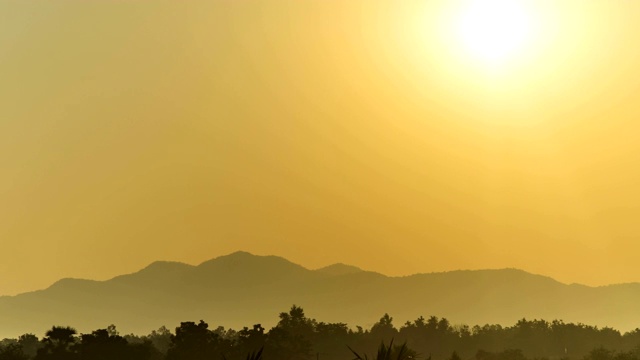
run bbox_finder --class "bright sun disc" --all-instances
[456,0,534,64]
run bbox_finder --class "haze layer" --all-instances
[2,1,640,294]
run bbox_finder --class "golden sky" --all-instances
[2,0,640,296]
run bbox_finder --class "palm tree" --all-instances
[36,326,77,358]
[223,347,263,360]
[348,339,416,360]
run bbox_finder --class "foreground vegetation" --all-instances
[2,305,640,360]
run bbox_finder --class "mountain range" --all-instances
[1,251,639,339]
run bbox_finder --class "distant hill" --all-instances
[1,251,640,338]
[315,263,365,276]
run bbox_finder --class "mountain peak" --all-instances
[106,261,195,286]
[216,251,257,260]
[315,263,364,276]
[199,251,300,265]
[196,251,310,277]
[140,260,194,272]
[46,278,100,292]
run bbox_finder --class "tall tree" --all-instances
[35,327,77,360]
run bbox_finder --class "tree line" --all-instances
[2,305,640,360]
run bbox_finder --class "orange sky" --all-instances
[2,0,640,296]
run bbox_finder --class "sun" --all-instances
[455,0,536,65]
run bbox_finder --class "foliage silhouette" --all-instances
[0,343,28,360]
[223,346,264,360]
[34,326,77,360]
[3,306,640,360]
[349,339,416,360]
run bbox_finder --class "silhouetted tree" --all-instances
[314,322,352,359]
[18,334,41,358]
[266,305,314,360]
[35,327,77,360]
[586,348,615,360]
[166,320,221,360]
[238,324,267,356]
[144,326,172,355]
[75,326,158,360]
[370,314,398,342]
[0,343,27,360]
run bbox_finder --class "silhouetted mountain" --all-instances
[1,251,640,338]
[315,263,365,276]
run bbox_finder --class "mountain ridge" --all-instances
[22,252,626,293]
[39,252,599,292]
[2,251,640,339]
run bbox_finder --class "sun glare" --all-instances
[455,0,536,65]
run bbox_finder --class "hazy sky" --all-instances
[2,0,640,296]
